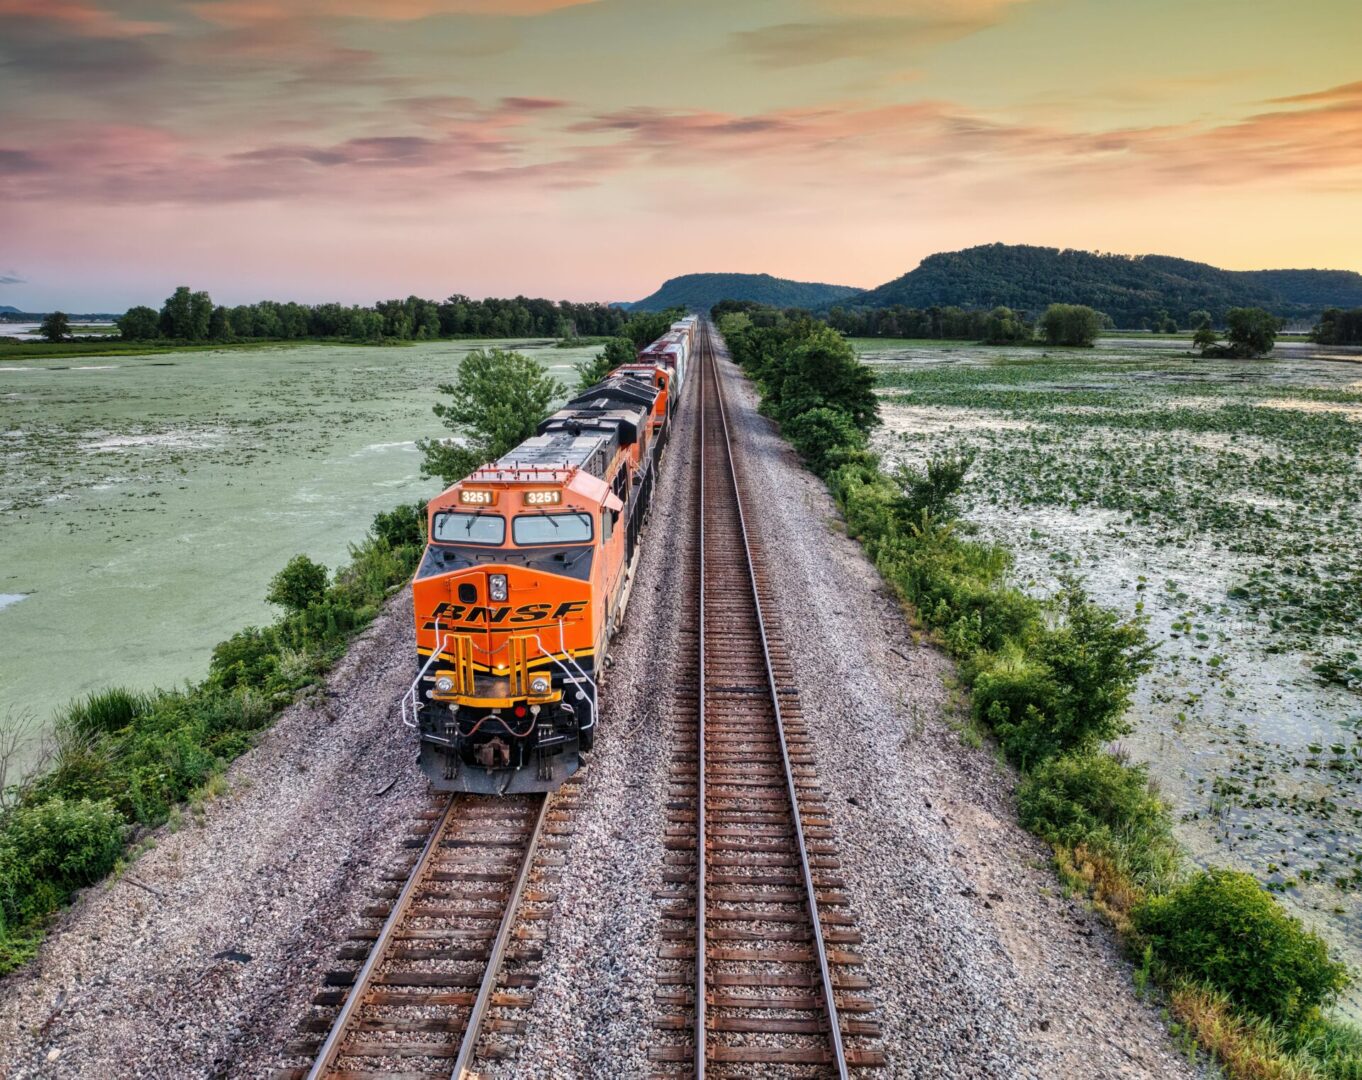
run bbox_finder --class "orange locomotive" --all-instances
[405,327,692,793]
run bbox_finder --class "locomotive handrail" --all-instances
[401,620,452,729]
[521,619,597,732]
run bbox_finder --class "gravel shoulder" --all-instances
[0,596,439,1079]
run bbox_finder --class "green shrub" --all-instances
[0,797,124,925]
[370,501,427,550]
[1134,868,1349,1027]
[782,407,866,477]
[977,580,1154,766]
[209,626,280,691]
[1019,751,1180,887]
[266,554,329,613]
[1020,751,1166,846]
[894,452,974,520]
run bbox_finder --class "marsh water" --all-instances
[858,335,1362,1013]
[0,338,595,766]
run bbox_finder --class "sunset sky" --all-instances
[2,0,1361,310]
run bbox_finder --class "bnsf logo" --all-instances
[429,600,588,625]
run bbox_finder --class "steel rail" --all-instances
[305,796,459,1080]
[452,792,551,1079]
[694,318,709,1080]
[705,321,851,1080]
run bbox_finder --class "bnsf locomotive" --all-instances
[403,316,698,793]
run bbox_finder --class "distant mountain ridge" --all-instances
[624,272,863,313]
[850,244,1362,327]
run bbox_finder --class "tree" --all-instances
[208,305,233,340]
[188,290,213,341]
[1312,307,1362,346]
[266,554,329,613]
[782,407,867,477]
[768,326,880,432]
[347,309,383,341]
[159,286,194,339]
[574,337,635,387]
[419,348,564,484]
[39,311,70,342]
[117,306,160,340]
[1039,304,1101,347]
[1192,325,1219,354]
[1224,307,1279,358]
[623,308,684,348]
[1188,309,1212,331]
[982,306,1029,344]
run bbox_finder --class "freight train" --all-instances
[403,316,699,793]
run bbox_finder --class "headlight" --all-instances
[530,675,550,694]
[488,574,508,602]
[434,674,454,693]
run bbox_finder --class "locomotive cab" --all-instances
[408,421,640,794]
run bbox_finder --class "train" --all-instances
[403,315,699,794]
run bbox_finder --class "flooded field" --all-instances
[0,339,593,762]
[858,336,1362,1007]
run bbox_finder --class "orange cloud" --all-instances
[0,0,164,36]
[1268,80,1362,106]
[188,0,598,25]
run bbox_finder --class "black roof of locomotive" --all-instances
[563,374,660,412]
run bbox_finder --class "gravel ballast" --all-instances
[0,598,442,1078]
[1,338,1196,1078]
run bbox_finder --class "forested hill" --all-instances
[625,273,862,312]
[850,244,1362,327]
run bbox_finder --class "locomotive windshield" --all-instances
[432,511,505,545]
[513,511,593,546]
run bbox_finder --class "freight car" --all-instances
[403,331,690,793]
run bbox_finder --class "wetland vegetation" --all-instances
[719,305,1362,1079]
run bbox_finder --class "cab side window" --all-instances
[602,508,613,542]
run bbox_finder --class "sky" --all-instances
[2,0,1361,310]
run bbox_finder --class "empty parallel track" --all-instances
[652,322,884,1076]
[278,786,573,1079]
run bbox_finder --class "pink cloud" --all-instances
[188,0,598,26]
[0,0,164,36]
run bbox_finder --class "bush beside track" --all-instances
[0,503,428,974]
[716,307,1362,1080]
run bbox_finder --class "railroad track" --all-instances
[278,786,574,1079]
[652,323,884,1076]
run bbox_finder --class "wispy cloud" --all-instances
[0,0,165,37]
[0,270,26,286]
[733,0,1034,66]
[187,0,599,26]
[1267,80,1362,106]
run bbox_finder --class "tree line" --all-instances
[112,287,651,344]
[1311,307,1362,346]
[715,299,1281,355]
